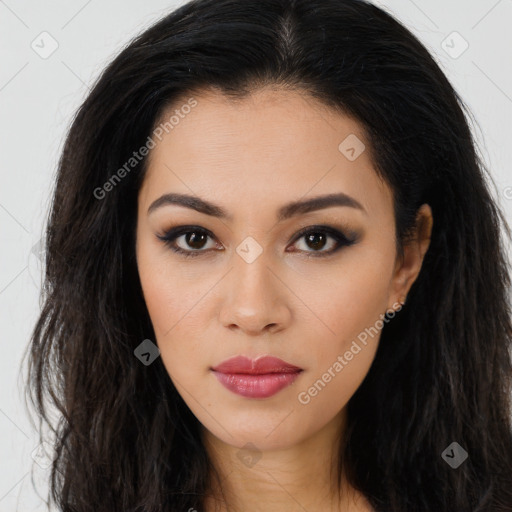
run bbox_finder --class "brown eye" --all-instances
[157,226,219,258]
[302,232,331,251]
[288,225,358,258]
[158,224,358,259]
[182,231,210,250]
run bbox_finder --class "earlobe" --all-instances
[388,204,433,310]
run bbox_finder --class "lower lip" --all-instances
[212,371,302,398]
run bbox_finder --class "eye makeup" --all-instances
[156,223,360,259]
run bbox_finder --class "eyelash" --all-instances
[156,224,358,259]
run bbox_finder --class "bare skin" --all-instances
[135,86,433,512]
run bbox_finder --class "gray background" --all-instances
[1,0,511,510]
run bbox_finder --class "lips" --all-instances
[211,355,303,398]
[211,355,302,375]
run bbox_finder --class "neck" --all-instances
[200,409,372,512]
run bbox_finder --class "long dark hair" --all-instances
[23,0,512,510]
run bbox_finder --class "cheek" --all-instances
[136,229,203,336]
[292,272,389,419]
[136,241,219,387]
[295,247,394,355]
[138,266,205,367]
[293,249,394,408]
[138,273,210,398]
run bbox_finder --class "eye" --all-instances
[156,225,218,258]
[287,225,358,258]
[157,224,358,259]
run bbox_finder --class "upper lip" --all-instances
[211,355,302,375]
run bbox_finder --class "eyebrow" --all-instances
[147,192,366,221]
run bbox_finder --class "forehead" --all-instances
[139,86,392,221]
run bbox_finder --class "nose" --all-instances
[218,252,292,336]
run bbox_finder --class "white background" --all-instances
[1,0,511,510]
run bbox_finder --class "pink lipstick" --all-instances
[211,355,303,399]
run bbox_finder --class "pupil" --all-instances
[187,232,207,249]
[307,233,326,251]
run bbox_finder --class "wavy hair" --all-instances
[23,0,512,510]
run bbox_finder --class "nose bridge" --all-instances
[231,240,276,304]
[219,239,287,332]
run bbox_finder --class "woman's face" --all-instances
[136,87,427,451]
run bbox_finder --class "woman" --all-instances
[24,0,512,510]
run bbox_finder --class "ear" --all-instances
[388,204,433,310]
